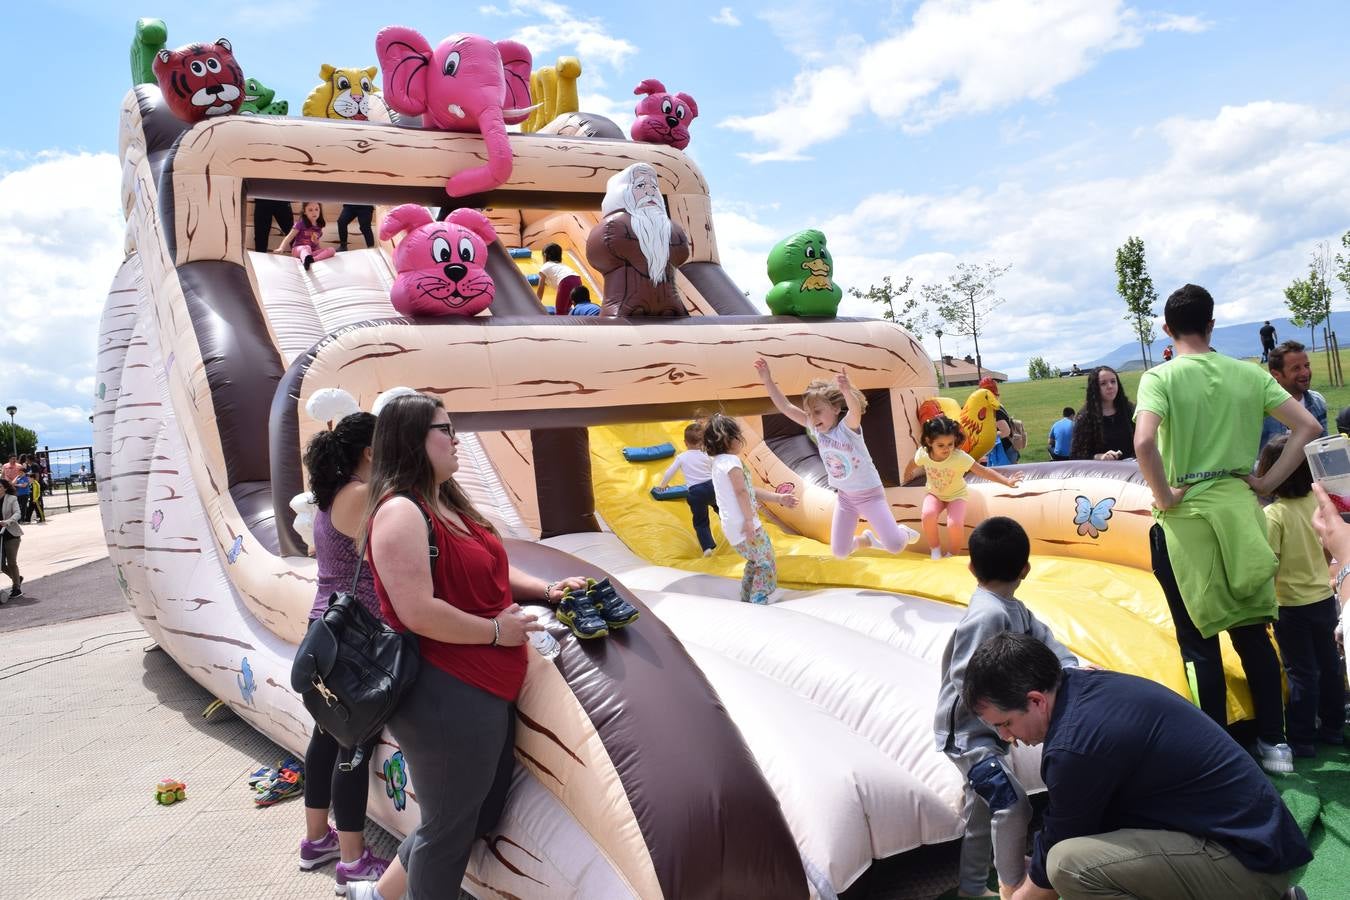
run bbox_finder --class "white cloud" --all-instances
[0,152,123,449]
[711,7,742,27]
[724,0,1156,162]
[711,100,1350,374]
[1148,12,1213,33]
[500,0,637,70]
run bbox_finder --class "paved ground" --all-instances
[0,509,963,900]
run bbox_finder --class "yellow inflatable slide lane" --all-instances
[589,420,1256,722]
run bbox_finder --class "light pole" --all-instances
[5,406,15,459]
[934,329,948,389]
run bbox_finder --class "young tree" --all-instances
[848,275,928,335]
[1027,356,1055,380]
[1115,236,1158,371]
[1284,271,1328,358]
[919,262,1010,382]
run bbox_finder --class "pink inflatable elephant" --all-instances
[630,79,698,150]
[379,204,498,317]
[375,26,534,197]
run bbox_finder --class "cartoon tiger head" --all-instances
[302,65,379,121]
[152,38,245,123]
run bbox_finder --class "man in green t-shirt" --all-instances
[1134,284,1321,775]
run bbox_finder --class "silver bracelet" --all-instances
[1334,565,1350,602]
[545,580,558,601]
[490,617,500,647]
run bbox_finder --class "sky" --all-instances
[6,0,1350,449]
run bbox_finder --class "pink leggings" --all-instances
[921,494,968,554]
[832,486,910,557]
[293,245,335,264]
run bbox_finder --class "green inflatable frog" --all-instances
[240,79,290,116]
[765,229,843,317]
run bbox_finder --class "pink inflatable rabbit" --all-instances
[379,204,498,317]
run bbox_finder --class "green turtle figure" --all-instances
[240,79,289,116]
[765,229,843,317]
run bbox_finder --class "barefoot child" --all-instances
[702,414,798,604]
[904,416,1023,559]
[755,358,919,557]
[655,422,719,556]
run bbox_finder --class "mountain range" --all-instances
[1085,312,1350,371]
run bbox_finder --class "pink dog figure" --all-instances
[379,204,498,317]
[630,79,698,150]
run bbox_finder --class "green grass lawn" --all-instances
[946,350,1350,463]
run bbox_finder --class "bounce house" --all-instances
[97,27,1259,899]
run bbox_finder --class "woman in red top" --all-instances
[353,393,586,900]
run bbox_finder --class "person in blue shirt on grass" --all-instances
[1047,407,1074,461]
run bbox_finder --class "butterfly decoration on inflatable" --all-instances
[1073,495,1115,539]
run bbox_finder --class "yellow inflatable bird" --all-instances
[917,389,1002,460]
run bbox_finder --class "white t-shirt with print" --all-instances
[710,453,761,546]
[808,421,882,494]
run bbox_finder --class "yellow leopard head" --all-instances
[302,65,379,120]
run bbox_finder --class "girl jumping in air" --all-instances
[904,416,1023,559]
[276,201,336,270]
[755,358,920,557]
[702,414,798,604]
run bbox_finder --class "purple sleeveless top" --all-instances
[309,507,379,621]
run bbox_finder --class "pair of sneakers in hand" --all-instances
[554,578,640,640]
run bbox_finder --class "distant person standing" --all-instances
[1162,344,1174,362]
[1260,320,1278,364]
[1048,408,1074,461]
[0,456,21,483]
[0,479,22,602]
[1259,341,1327,450]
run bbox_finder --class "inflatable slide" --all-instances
[97,80,1254,899]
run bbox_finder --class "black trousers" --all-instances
[253,199,294,253]
[1149,524,1286,745]
[1273,597,1345,746]
[686,480,719,552]
[337,205,375,250]
[303,728,379,833]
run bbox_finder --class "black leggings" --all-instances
[253,199,294,254]
[303,728,378,833]
[337,205,375,250]
[1149,524,1286,745]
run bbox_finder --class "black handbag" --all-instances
[290,498,435,770]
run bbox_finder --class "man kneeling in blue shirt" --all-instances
[963,632,1312,900]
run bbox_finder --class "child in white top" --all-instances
[656,422,718,556]
[903,416,1023,559]
[535,243,580,306]
[702,414,798,604]
[755,358,920,558]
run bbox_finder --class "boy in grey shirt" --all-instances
[934,517,1079,898]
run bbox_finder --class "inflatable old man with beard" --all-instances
[585,163,691,316]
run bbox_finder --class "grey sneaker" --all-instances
[345,881,380,900]
[1283,887,1308,900]
[1257,739,1295,774]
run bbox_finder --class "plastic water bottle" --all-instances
[529,625,561,661]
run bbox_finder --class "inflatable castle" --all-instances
[97,22,1258,899]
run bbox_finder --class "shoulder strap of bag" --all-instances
[349,493,438,595]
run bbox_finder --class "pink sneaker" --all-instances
[299,826,341,870]
[335,848,390,895]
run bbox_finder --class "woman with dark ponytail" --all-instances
[296,411,391,892]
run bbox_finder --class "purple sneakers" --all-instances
[299,827,341,871]
[335,848,390,895]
